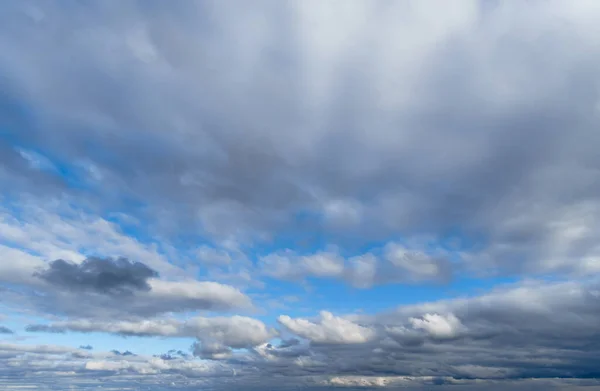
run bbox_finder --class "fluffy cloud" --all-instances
[278,311,376,344]
[409,313,465,340]
[259,243,452,288]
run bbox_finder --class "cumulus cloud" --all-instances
[278,311,376,345]
[409,313,465,340]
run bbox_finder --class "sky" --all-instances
[2,0,600,390]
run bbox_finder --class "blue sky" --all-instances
[2,1,600,390]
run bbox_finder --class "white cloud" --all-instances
[145,279,253,313]
[409,313,464,340]
[259,243,451,287]
[0,198,179,276]
[278,311,376,344]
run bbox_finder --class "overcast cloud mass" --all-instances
[2,1,600,390]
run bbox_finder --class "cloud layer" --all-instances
[2,0,600,390]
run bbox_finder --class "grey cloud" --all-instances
[156,350,190,361]
[6,315,600,390]
[25,324,66,333]
[278,338,300,349]
[0,0,599,278]
[21,278,252,319]
[3,0,600,389]
[2,251,253,319]
[111,349,136,356]
[17,277,600,382]
[35,257,158,295]
[265,280,600,381]
[0,326,13,334]
[79,345,93,350]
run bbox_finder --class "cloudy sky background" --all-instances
[2,0,600,390]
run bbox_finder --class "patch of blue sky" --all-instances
[8,143,99,192]
[278,274,521,317]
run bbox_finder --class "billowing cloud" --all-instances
[278,311,376,345]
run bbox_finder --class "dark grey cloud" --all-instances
[0,326,13,334]
[111,349,136,356]
[35,257,158,295]
[156,349,190,361]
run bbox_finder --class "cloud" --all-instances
[0,0,598,280]
[111,349,136,356]
[278,311,376,345]
[8,277,600,388]
[259,242,453,288]
[0,326,13,334]
[187,316,277,359]
[79,345,93,350]
[25,315,276,360]
[2,0,600,389]
[156,349,189,361]
[409,313,465,340]
[24,324,65,334]
[0,243,252,319]
[35,257,158,295]
[249,280,600,381]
